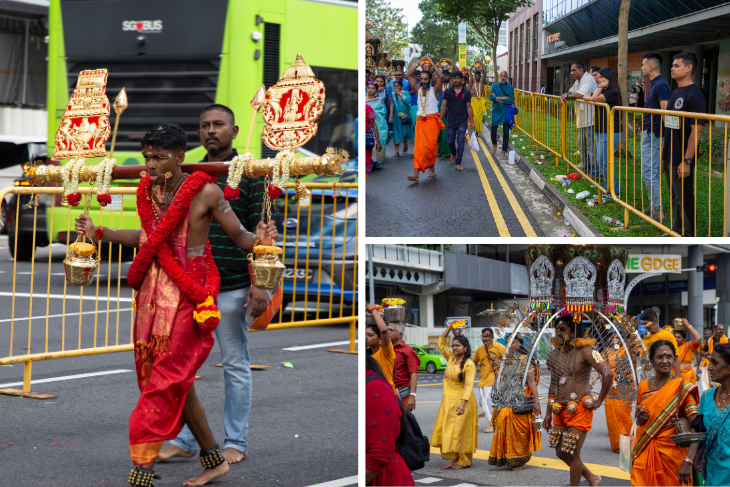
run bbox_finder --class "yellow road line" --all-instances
[468,134,510,236]
[477,136,538,237]
[429,447,629,480]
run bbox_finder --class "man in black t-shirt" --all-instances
[440,61,474,171]
[661,51,706,237]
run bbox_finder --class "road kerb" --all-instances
[490,132,603,237]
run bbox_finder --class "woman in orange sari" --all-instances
[488,334,542,471]
[603,344,634,453]
[631,340,699,487]
[674,318,702,384]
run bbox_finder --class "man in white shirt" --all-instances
[561,61,597,179]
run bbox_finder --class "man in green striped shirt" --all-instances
[159,104,270,465]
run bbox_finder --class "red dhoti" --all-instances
[414,113,445,172]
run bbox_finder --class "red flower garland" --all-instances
[127,171,221,329]
[67,193,82,206]
[97,193,112,206]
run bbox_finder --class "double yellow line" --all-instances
[467,134,537,237]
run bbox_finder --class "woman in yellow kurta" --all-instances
[674,318,702,384]
[631,340,700,487]
[431,324,479,469]
[488,334,542,470]
[469,71,486,135]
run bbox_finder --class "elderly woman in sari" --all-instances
[697,343,730,486]
[488,334,542,471]
[631,340,700,486]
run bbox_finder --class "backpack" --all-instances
[366,374,430,471]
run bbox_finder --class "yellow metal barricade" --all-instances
[609,107,730,237]
[0,181,357,395]
[513,89,534,139]
[484,85,492,118]
[559,98,613,201]
[531,92,563,163]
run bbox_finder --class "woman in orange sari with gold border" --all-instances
[631,340,699,487]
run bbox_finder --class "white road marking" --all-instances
[0,292,133,302]
[415,478,444,484]
[282,340,358,351]
[303,476,358,487]
[0,308,132,323]
[0,369,133,389]
[451,484,478,487]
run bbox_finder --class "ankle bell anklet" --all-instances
[128,466,160,487]
[200,443,226,469]
[560,431,579,455]
[548,429,562,448]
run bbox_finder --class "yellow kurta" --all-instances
[372,342,396,393]
[473,342,506,388]
[471,85,486,133]
[431,336,479,466]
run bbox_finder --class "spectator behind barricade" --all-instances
[540,84,546,94]
[387,322,420,412]
[489,70,515,160]
[662,51,707,237]
[562,61,598,178]
[366,303,396,392]
[637,84,645,108]
[583,66,621,198]
[640,51,670,223]
[590,66,602,85]
[629,87,638,107]
[366,355,416,486]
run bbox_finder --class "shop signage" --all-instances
[626,254,682,273]
[554,40,565,47]
[458,44,467,68]
[547,33,561,43]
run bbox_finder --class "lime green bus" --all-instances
[42,0,356,247]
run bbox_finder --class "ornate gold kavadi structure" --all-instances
[24,54,349,290]
[489,245,654,435]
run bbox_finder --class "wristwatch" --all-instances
[684,157,694,166]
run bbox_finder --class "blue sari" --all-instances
[699,389,730,486]
[366,97,388,165]
[390,92,412,145]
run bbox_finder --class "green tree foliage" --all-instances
[411,0,492,69]
[366,0,409,58]
[433,0,530,77]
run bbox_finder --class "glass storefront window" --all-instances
[543,0,593,26]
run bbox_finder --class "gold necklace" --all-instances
[652,374,670,391]
[716,386,730,409]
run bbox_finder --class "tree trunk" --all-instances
[493,43,498,82]
[616,0,631,156]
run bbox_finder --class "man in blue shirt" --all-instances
[640,51,671,222]
[387,70,410,93]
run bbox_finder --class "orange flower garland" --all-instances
[127,171,221,330]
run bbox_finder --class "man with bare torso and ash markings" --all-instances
[544,315,614,487]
